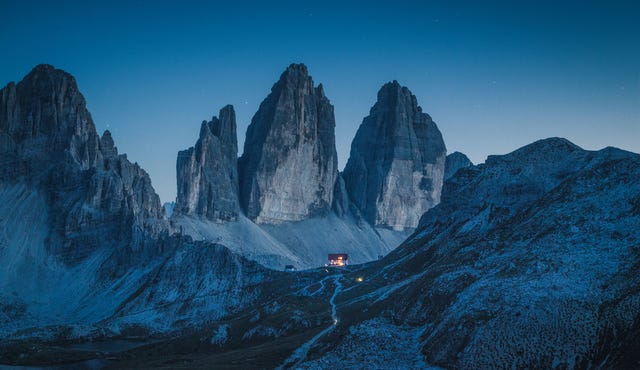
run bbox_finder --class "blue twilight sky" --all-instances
[1,0,638,203]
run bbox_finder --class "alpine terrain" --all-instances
[0,65,638,369]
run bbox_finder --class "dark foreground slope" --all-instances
[323,139,640,369]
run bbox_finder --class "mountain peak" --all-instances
[22,64,78,89]
[378,80,403,95]
[273,63,312,92]
[375,80,422,115]
[489,137,583,166]
[219,104,235,116]
[29,63,57,75]
[381,79,401,90]
[100,130,118,158]
[239,64,337,224]
[343,81,446,230]
[525,137,582,151]
[508,137,584,157]
[0,63,94,169]
[175,104,239,221]
[445,152,473,180]
[211,104,237,144]
[282,63,309,76]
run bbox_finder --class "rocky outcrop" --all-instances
[218,138,637,370]
[331,173,351,218]
[444,151,473,180]
[238,64,338,224]
[0,64,167,263]
[343,81,446,230]
[419,137,588,232]
[175,105,239,222]
[163,202,176,218]
[351,138,640,369]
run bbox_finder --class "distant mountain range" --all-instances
[0,64,638,369]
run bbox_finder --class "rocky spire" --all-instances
[175,104,240,222]
[444,151,473,180]
[100,130,118,158]
[342,81,446,230]
[238,63,338,224]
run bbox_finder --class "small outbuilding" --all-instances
[328,253,348,267]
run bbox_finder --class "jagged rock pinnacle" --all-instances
[238,63,338,224]
[176,105,240,222]
[343,81,446,230]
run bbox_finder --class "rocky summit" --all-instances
[343,81,446,230]
[444,150,473,180]
[176,105,239,222]
[0,64,100,175]
[238,63,338,224]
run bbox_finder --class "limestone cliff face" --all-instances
[444,151,473,180]
[342,81,446,230]
[175,105,239,222]
[238,64,338,224]
[0,65,167,263]
[0,64,101,177]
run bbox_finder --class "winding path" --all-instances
[277,274,343,369]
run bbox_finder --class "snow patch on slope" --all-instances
[0,183,266,338]
[0,183,137,336]
[173,213,410,270]
[261,213,409,268]
[172,214,302,268]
